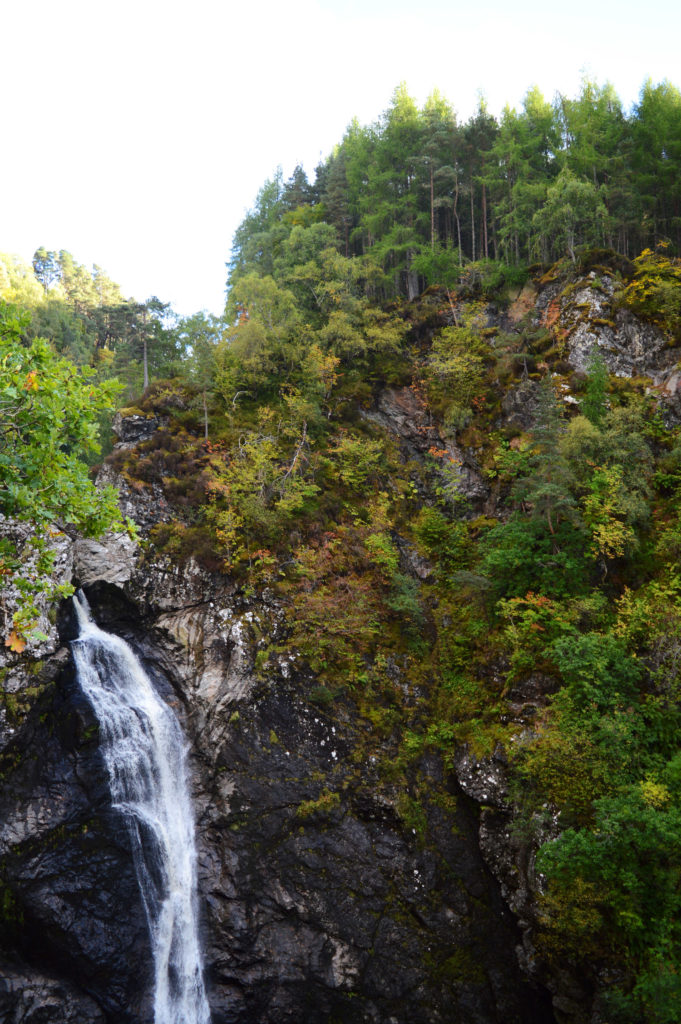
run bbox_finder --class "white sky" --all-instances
[2,0,679,317]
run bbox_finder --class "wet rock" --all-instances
[0,959,107,1024]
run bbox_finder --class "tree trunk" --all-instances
[430,164,435,250]
[482,182,488,259]
[453,177,462,265]
[143,336,149,391]
[406,250,419,300]
[470,179,476,262]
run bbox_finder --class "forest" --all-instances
[3,74,681,1022]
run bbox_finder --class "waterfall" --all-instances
[71,592,211,1024]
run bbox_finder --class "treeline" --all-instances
[230,77,681,302]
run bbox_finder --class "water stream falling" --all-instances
[71,592,211,1024]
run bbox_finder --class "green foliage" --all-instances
[413,506,469,577]
[0,302,128,641]
[581,348,608,427]
[533,168,608,263]
[204,417,320,572]
[482,514,589,599]
[424,313,489,431]
[619,247,681,341]
[497,592,574,680]
[550,631,643,712]
[0,306,122,533]
[538,783,681,1022]
[286,533,383,682]
[227,77,681,315]
[328,433,385,492]
[410,244,461,289]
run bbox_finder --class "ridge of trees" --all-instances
[229,76,681,305]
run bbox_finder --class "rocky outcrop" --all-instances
[500,376,541,432]
[95,463,172,536]
[73,533,138,587]
[535,271,681,396]
[0,517,73,667]
[111,411,166,447]
[560,273,676,382]
[364,386,489,507]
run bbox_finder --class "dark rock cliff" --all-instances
[0,537,553,1023]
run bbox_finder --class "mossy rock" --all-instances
[575,247,634,278]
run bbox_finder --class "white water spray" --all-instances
[71,592,211,1024]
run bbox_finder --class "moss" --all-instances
[117,405,149,418]
[0,683,46,724]
[309,685,336,706]
[0,880,23,930]
[525,329,555,354]
[575,247,634,279]
[396,793,428,836]
[426,945,485,986]
[296,789,341,819]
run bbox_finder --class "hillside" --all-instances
[2,77,681,1024]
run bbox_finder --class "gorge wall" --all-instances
[0,531,553,1023]
[2,259,679,1024]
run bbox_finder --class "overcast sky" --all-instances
[2,0,679,317]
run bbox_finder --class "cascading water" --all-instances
[71,592,211,1024]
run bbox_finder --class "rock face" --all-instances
[364,387,489,508]
[534,270,681,393]
[0,517,73,666]
[0,532,553,1024]
[0,959,107,1023]
[559,273,676,382]
[111,411,166,446]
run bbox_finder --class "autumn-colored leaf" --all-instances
[24,370,39,391]
[5,630,26,653]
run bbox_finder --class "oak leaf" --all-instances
[5,630,26,653]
